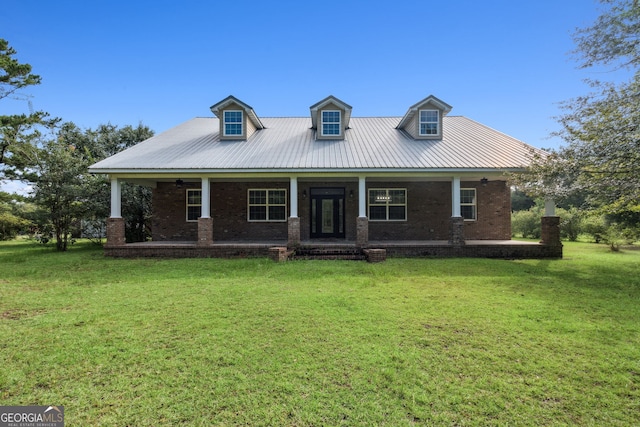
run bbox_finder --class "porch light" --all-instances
[175,179,184,188]
[349,190,354,198]
[480,177,488,186]
[302,190,307,199]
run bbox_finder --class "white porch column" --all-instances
[201,177,211,218]
[290,176,298,217]
[358,176,366,217]
[110,178,122,218]
[451,176,461,217]
[544,197,556,217]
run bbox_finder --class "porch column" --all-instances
[356,176,368,247]
[197,177,213,246]
[450,176,465,246]
[540,197,561,247]
[106,178,125,247]
[110,178,122,218]
[288,177,300,247]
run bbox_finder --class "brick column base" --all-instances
[449,216,465,247]
[197,217,214,246]
[540,216,561,246]
[356,217,369,248]
[105,217,126,247]
[288,217,300,247]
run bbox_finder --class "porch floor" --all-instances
[105,238,560,259]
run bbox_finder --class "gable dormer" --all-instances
[210,95,265,141]
[309,95,352,140]
[396,95,452,140]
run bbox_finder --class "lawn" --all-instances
[1,240,639,426]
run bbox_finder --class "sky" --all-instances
[0,0,630,193]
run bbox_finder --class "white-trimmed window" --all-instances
[248,189,287,222]
[321,110,341,136]
[460,188,477,221]
[224,110,243,136]
[368,188,407,221]
[186,189,202,222]
[419,110,439,136]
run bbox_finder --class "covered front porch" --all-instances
[104,174,563,260]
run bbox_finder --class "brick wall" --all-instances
[152,179,512,243]
[152,183,198,241]
[463,180,511,240]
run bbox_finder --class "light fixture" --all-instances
[480,177,488,186]
[302,190,307,199]
[175,179,184,188]
[349,190,354,198]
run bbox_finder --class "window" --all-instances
[460,188,477,221]
[248,189,287,221]
[224,110,243,136]
[321,110,341,136]
[186,189,202,222]
[419,110,439,136]
[368,189,406,221]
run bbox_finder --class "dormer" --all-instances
[309,95,352,140]
[396,95,452,140]
[210,95,265,140]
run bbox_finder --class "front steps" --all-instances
[268,246,386,262]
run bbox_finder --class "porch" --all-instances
[102,238,562,260]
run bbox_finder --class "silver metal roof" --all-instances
[89,116,544,174]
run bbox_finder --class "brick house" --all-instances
[89,95,562,259]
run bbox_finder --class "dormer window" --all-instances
[419,110,439,136]
[396,95,451,140]
[321,111,341,136]
[224,110,243,136]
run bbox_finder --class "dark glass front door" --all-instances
[310,188,345,238]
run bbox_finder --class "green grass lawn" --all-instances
[1,240,639,426]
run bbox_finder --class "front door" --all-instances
[310,188,345,238]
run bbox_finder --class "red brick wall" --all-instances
[152,183,198,241]
[152,179,511,242]
[462,180,511,240]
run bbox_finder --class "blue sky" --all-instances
[0,0,629,193]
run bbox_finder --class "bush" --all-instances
[511,207,542,239]
[582,214,608,243]
[558,207,582,242]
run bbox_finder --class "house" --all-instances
[88,95,562,260]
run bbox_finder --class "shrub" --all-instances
[511,207,542,239]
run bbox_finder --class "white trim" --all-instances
[186,189,202,222]
[223,110,243,136]
[247,188,288,222]
[321,110,341,136]
[419,109,440,136]
[290,177,298,218]
[358,176,366,218]
[451,176,461,217]
[367,188,407,222]
[460,188,477,221]
[201,178,210,218]
[110,178,122,218]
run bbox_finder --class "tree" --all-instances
[518,0,640,223]
[32,137,92,251]
[56,122,155,243]
[0,38,57,178]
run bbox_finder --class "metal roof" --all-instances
[89,116,545,174]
